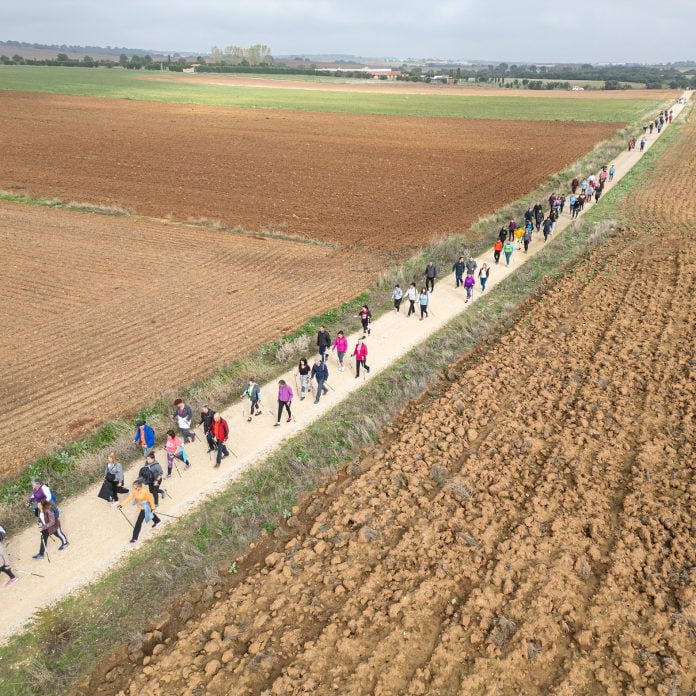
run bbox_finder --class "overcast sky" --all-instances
[1,0,693,63]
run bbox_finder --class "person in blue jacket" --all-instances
[133,419,155,459]
[310,358,330,404]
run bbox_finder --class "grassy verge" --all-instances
[0,66,669,122]
[0,190,132,215]
[0,97,676,535]
[0,111,685,696]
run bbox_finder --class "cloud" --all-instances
[0,0,693,62]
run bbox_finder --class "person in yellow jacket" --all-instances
[118,479,161,544]
[513,226,524,250]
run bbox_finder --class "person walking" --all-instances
[316,325,331,362]
[423,262,438,292]
[503,240,514,266]
[139,452,163,507]
[514,225,524,250]
[310,358,329,404]
[464,274,475,303]
[543,217,553,242]
[534,207,544,232]
[452,256,465,288]
[28,478,55,518]
[296,358,312,400]
[392,284,403,313]
[172,399,196,444]
[465,255,477,277]
[0,527,18,587]
[478,264,490,292]
[199,405,216,452]
[571,177,579,194]
[493,238,503,264]
[275,380,294,426]
[164,430,190,476]
[419,287,430,319]
[523,227,532,253]
[210,413,229,466]
[34,500,68,559]
[358,305,372,335]
[118,480,160,544]
[407,282,417,317]
[352,337,370,378]
[241,379,261,420]
[497,226,508,244]
[104,452,125,505]
[133,419,155,460]
[609,164,616,181]
[640,135,647,152]
[507,219,516,242]
[331,331,348,371]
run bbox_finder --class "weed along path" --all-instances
[0,95,688,643]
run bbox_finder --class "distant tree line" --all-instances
[2,49,694,89]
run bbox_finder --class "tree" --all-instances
[0,55,11,65]
[82,55,94,66]
[119,53,128,67]
[12,54,24,64]
[56,53,69,63]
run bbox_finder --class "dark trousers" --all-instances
[507,229,515,241]
[356,359,370,377]
[215,440,229,465]
[361,318,370,334]
[0,565,15,579]
[39,527,67,554]
[178,427,194,443]
[132,509,160,541]
[407,300,416,316]
[148,483,160,507]
[250,398,261,415]
[420,304,428,318]
[494,250,501,264]
[455,274,463,287]
[277,400,292,422]
[393,298,402,312]
[425,277,435,292]
[314,379,329,403]
[319,346,328,361]
[205,430,215,451]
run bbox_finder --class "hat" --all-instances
[135,419,146,427]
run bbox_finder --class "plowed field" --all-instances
[0,91,618,250]
[92,115,695,694]
[0,202,377,481]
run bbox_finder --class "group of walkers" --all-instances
[2,101,681,585]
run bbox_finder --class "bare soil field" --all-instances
[0,91,617,251]
[89,114,695,694]
[149,74,677,100]
[0,202,377,482]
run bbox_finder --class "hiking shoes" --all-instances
[32,554,44,560]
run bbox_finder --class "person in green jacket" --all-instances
[503,240,514,266]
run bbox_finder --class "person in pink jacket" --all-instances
[352,337,370,379]
[275,380,294,426]
[331,330,348,372]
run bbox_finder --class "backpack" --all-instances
[139,465,155,485]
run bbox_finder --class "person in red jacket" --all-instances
[210,413,229,468]
[352,337,370,379]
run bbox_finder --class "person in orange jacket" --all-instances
[118,479,161,544]
[493,238,503,264]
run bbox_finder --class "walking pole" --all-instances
[229,448,239,459]
[118,506,135,530]
[156,512,180,520]
[160,488,174,501]
[15,569,46,578]
[39,533,50,563]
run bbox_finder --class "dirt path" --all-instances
[0,95,688,646]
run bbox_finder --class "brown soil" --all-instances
[147,74,678,100]
[85,113,695,694]
[0,91,616,251]
[0,202,377,482]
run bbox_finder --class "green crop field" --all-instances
[0,66,668,122]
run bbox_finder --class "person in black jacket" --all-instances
[310,358,330,404]
[452,256,465,288]
[317,325,331,362]
[423,261,438,292]
[199,405,216,452]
